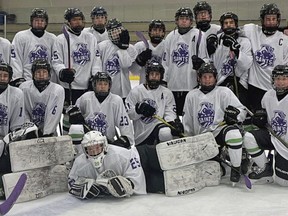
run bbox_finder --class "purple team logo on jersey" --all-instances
[198,102,215,128]
[29,45,48,64]
[72,43,91,66]
[140,98,157,124]
[254,44,275,68]
[220,56,237,76]
[86,112,108,135]
[271,111,287,137]
[172,43,189,67]
[105,54,120,76]
[0,103,8,126]
[32,102,46,126]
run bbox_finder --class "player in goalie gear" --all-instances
[68,131,146,199]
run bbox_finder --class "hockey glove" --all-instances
[107,176,134,198]
[59,68,75,84]
[69,178,101,199]
[206,34,218,56]
[111,136,131,149]
[168,119,184,137]
[135,102,156,117]
[9,78,26,87]
[192,55,205,70]
[222,35,240,58]
[135,49,152,66]
[251,109,268,128]
[67,106,85,125]
[116,29,130,50]
[224,105,240,125]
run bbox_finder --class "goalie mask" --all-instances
[148,20,165,45]
[106,18,125,45]
[92,72,112,99]
[260,3,281,35]
[272,65,288,96]
[175,7,193,35]
[81,131,108,169]
[32,59,51,91]
[219,12,239,36]
[145,60,165,89]
[193,1,212,32]
[0,63,13,90]
[64,8,85,34]
[90,6,108,32]
[30,8,48,34]
[198,62,217,94]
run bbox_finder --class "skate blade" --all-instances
[249,176,274,184]
[231,182,237,187]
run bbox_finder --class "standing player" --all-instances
[10,8,57,84]
[162,7,209,116]
[243,65,288,186]
[0,36,11,64]
[241,3,288,112]
[83,6,109,43]
[19,59,65,137]
[183,62,246,185]
[68,131,146,199]
[130,20,166,84]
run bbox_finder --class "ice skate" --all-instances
[248,162,274,184]
[230,166,241,187]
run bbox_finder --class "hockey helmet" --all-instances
[193,1,212,31]
[0,63,13,90]
[92,72,112,97]
[272,65,288,95]
[30,8,48,24]
[260,3,281,35]
[106,18,124,44]
[31,59,51,90]
[175,7,193,20]
[219,12,239,35]
[64,8,85,22]
[198,62,217,93]
[90,6,107,18]
[148,19,165,44]
[145,60,165,89]
[81,131,108,169]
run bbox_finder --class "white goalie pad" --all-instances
[156,132,219,170]
[9,135,74,172]
[2,165,69,203]
[164,161,221,197]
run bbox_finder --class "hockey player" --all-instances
[241,3,288,112]
[10,8,57,84]
[0,36,11,64]
[211,12,252,107]
[162,7,209,116]
[83,6,109,43]
[68,131,146,199]
[67,72,134,149]
[96,18,136,100]
[182,62,247,185]
[19,59,65,137]
[130,19,166,84]
[243,65,288,186]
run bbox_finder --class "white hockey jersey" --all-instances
[242,24,288,91]
[162,28,209,91]
[130,40,165,84]
[75,91,134,145]
[125,84,176,145]
[52,31,102,90]
[198,23,221,36]
[183,86,246,137]
[0,37,11,64]
[83,27,109,43]
[69,145,147,195]
[0,86,24,138]
[97,40,137,98]
[211,33,253,89]
[10,29,57,81]
[262,89,288,160]
[19,80,65,135]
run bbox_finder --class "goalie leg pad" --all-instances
[164,161,221,196]
[156,132,219,170]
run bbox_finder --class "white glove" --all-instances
[106,176,134,198]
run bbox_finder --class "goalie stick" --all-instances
[0,173,27,215]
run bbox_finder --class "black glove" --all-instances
[252,109,268,128]
[111,136,130,149]
[9,78,26,87]
[192,55,205,70]
[168,119,184,137]
[135,49,152,66]
[116,29,130,50]
[222,35,240,58]
[135,102,156,117]
[67,106,85,124]
[59,68,75,84]
[224,105,240,125]
[206,34,218,56]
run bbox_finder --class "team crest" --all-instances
[72,43,91,66]
[86,112,108,135]
[198,102,215,128]
[0,103,8,126]
[254,44,275,68]
[220,56,237,76]
[271,111,287,137]
[32,102,46,126]
[105,54,121,76]
[172,43,189,67]
[140,98,157,124]
[29,45,48,63]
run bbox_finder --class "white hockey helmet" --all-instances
[81,131,108,168]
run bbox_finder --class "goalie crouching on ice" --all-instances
[68,131,146,199]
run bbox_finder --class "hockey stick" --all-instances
[230,51,240,98]
[153,114,185,137]
[135,31,149,49]
[0,173,27,215]
[196,29,202,57]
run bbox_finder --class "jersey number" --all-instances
[120,116,129,126]
[130,157,141,169]
[52,106,57,115]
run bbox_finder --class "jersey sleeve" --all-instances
[9,88,25,131]
[10,34,24,79]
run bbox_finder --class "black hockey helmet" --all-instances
[64,8,85,22]
[193,1,212,17]
[0,63,13,90]
[175,7,193,20]
[90,6,108,18]
[219,12,239,35]
[106,18,124,44]
[30,8,48,24]
[260,3,281,35]
[198,62,217,93]
[92,72,112,97]
[145,60,165,89]
[106,18,122,30]
[31,59,51,90]
[148,20,166,44]
[272,65,288,95]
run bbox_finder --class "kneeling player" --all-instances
[68,131,146,199]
